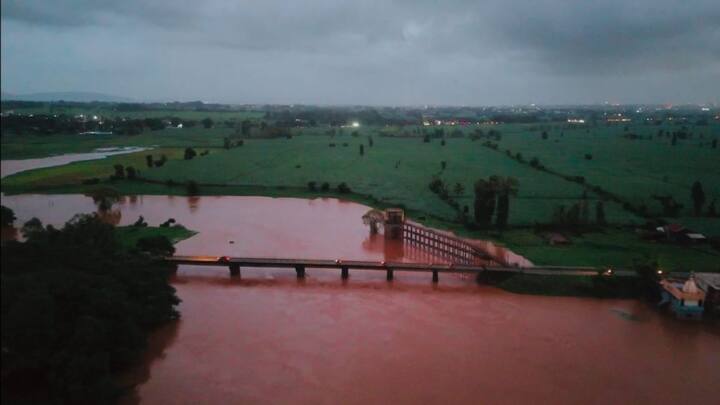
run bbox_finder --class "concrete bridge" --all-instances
[165,255,637,282]
[165,208,647,282]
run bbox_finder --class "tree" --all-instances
[201,117,213,129]
[337,182,351,193]
[241,120,252,136]
[321,182,330,191]
[136,235,175,255]
[223,137,231,149]
[154,154,167,167]
[368,136,374,147]
[184,147,197,160]
[87,187,120,212]
[307,181,317,191]
[1,214,179,402]
[596,201,607,225]
[113,164,125,179]
[21,217,45,238]
[132,215,148,227]
[712,139,717,149]
[691,181,706,216]
[473,177,497,227]
[453,183,465,196]
[580,199,590,225]
[495,177,519,229]
[1,205,17,227]
[126,166,137,179]
[441,161,447,170]
[186,180,199,196]
[541,131,548,140]
[146,154,154,168]
[359,144,365,156]
[653,195,683,217]
[552,205,567,226]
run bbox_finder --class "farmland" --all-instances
[2,119,719,271]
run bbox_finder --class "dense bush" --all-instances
[1,205,16,227]
[184,147,197,160]
[1,215,179,403]
[186,180,200,196]
[136,235,176,255]
[337,182,351,193]
[159,218,176,227]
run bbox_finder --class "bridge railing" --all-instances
[402,222,498,266]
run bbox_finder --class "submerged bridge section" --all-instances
[166,255,636,283]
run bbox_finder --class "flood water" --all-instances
[1,194,718,404]
[1,147,149,178]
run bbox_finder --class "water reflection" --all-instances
[187,196,200,213]
[2,193,718,405]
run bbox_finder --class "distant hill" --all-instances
[0,91,134,103]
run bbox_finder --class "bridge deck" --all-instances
[166,256,638,277]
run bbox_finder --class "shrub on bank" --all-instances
[337,182,351,193]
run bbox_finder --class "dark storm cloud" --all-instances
[2,0,719,104]
[482,0,720,74]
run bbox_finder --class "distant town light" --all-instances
[567,118,585,124]
[351,121,360,128]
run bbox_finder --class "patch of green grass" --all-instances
[1,128,233,159]
[1,148,189,187]
[135,136,640,225]
[115,225,196,250]
[498,123,720,215]
[483,228,720,272]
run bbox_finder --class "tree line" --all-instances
[1,212,180,403]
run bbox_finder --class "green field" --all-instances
[1,104,265,120]
[115,224,197,250]
[0,127,233,159]
[2,122,719,271]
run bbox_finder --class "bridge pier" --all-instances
[295,265,306,279]
[432,270,439,283]
[341,266,349,279]
[386,269,394,281]
[229,263,241,277]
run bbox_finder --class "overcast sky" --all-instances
[2,0,719,105]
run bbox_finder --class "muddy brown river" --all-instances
[1,194,718,404]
